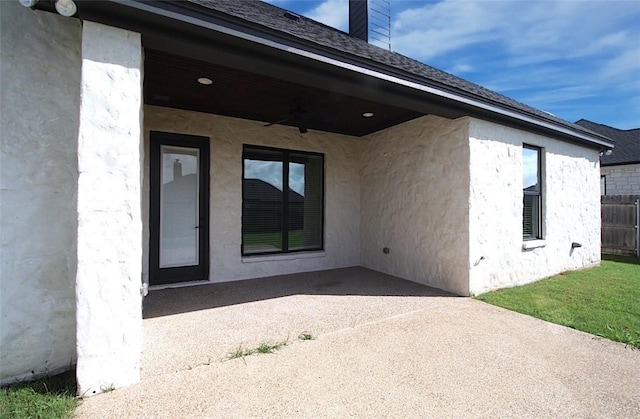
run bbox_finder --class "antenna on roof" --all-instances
[369,0,391,51]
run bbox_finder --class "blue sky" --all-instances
[264,0,640,129]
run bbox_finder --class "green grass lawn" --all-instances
[0,371,77,419]
[243,230,305,250]
[476,255,640,348]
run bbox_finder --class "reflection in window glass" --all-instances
[522,148,539,191]
[289,155,323,251]
[160,146,199,267]
[242,146,324,255]
[523,145,542,240]
[243,158,283,254]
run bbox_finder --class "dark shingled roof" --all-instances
[187,0,609,142]
[575,119,640,165]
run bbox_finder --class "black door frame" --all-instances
[149,131,210,285]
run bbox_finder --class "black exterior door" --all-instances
[150,131,209,285]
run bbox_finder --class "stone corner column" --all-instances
[75,21,144,396]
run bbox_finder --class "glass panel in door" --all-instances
[160,146,200,268]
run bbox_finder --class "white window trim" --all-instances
[522,240,547,250]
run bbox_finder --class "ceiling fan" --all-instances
[264,99,308,134]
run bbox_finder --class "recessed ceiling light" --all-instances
[362,112,374,118]
[197,77,213,85]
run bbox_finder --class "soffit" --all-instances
[144,49,425,137]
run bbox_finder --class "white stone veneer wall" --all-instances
[143,106,360,284]
[0,4,81,385]
[468,118,601,295]
[360,115,471,295]
[602,164,640,195]
[75,22,143,395]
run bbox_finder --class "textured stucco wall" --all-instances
[144,106,361,284]
[360,115,471,295]
[75,22,143,395]
[601,164,640,195]
[0,4,81,384]
[468,118,601,295]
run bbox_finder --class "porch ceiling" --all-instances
[144,49,425,137]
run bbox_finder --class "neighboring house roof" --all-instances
[575,119,640,166]
[244,179,304,203]
[184,0,612,147]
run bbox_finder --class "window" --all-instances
[242,145,324,255]
[523,145,542,240]
[600,175,606,195]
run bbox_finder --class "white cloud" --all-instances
[388,0,640,127]
[393,1,637,61]
[449,63,473,74]
[519,86,599,109]
[391,1,505,60]
[600,48,640,84]
[522,148,539,190]
[289,162,305,195]
[245,160,283,190]
[391,1,639,69]
[306,0,348,31]
[573,31,630,57]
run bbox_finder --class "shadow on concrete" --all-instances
[143,267,455,319]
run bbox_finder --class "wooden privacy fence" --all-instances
[601,195,640,256]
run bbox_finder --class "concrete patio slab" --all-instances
[75,268,640,418]
[141,268,451,379]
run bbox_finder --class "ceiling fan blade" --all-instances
[264,118,289,127]
[264,98,310,134]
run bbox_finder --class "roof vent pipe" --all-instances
[349,0,368,42]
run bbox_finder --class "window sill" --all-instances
[522,240,547,250]
[242,251,326,263]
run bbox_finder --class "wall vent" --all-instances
[284,11,301,21]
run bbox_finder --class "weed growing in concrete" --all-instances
[256,343,275,354]
[224,339,289,361]
[298,332,314,341]
[255,339,289,354]
[226,347,253,360]
[100,384,116,393]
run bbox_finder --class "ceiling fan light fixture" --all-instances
[55,0,77,16]
[19,0,39,8]
[362,112,374,118]
[197,77,213,85]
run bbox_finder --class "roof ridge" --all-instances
[577,119,639,133]
[576,118,640,165]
